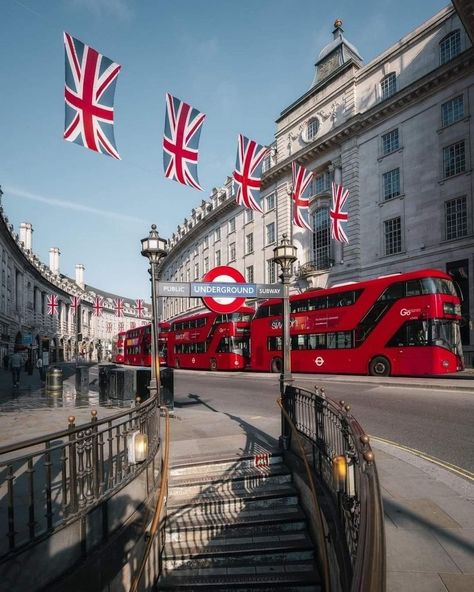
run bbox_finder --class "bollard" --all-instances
[75,366,89,395]
[45,367,63,394]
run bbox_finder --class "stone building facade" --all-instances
[0,189,150,368]
[159,5,474,364]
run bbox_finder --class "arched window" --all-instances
[440,30,461,65]
[312,208,331,269]
[307,118,319,141]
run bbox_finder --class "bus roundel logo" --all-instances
[201,266,247,314]
[315,356,325,367]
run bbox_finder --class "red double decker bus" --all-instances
[113,322,170,366]
[167,307,253,371]
[250,269,463,376]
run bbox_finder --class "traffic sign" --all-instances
[201,266,247,313]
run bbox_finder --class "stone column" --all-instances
[329,157,343,266]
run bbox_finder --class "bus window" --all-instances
[268,336,282,351]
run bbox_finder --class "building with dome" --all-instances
[158,4,474,365]
[0,187,150,368]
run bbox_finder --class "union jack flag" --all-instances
[118,322,124,331]
[163,93,206,190]
[130,322,136,329]
[92,296,103,316]
[106,322,113,333]
[291,162,313,230]
[64,32,121,159]
[114,298,124,317]
[47,294,59,316]
[70,295,81,315]
[135,299,144,318]
[330,182,350,243]
[233,134,268,213]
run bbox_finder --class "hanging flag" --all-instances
[233,134,268,213]
[64,32,121,159]
[114,298,124,317]
[92,296,103,316]
[330,182,350,243]
[106,322,113,333]
[130,321,136,329]
[135,299,144,318]
[291,162,313,230]
[163,93,206,190]
[47,294,59,316]
[118,321,124,332]
[70,295,81,315]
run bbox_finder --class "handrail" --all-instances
[277,398,331,592]
[130,405,170,592]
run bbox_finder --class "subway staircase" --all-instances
[158,453,322,591]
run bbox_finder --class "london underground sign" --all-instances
[200,266,247,313]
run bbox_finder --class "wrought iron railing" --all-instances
[0,396,160,560]
[283,385,386,592]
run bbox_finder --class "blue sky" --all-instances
[1,0,448,300]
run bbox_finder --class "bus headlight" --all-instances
[443,302,455,314]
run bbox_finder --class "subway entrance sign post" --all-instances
[156,265,283,312]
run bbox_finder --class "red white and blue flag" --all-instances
[233,134,268,213]
[118,322,124,331]
[114,298,124,317]
[106,322,113,333]
[92,296,103,316]
[70,295,81,315]
[163,93,206,190]
[291,162,313,230]
[47,294,59,316]
[135,299,144,318]
[64,32,121,159]
[330,182,350,243]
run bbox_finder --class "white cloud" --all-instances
[68,0,133,21]
[8,186,148,224]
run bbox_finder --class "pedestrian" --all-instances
[3,353,9,369]
[36,357,45,383]
[10,351,23,388]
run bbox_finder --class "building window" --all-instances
[246,233,253,255]
[245,265,254,283]
[312,208,331,269]
[215,250,221,266]
[203,235,209,249]
[383,168,401,200]
[441,95,464,127]
[262,153,271,173]
[445,196,467,240]
[381,72,396,100]
[204,257,209,274]
[266,222,275,245]
[266,193,275,211]
[214,227,221,242]
[228,242,236,262]
[440,30,461,65]
[384,217,402,255]
[443,141,465,178]
[245,209,253,224]
[309,171,330,196]
[267,259,276,283]
[194,262,199,279]
[228,217,236,233]
[307,118,319,141]
[381,129,399,155]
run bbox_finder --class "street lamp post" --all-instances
[141,224,168,406]
[272,233,298,449]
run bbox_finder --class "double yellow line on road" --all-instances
[370,435,474,483]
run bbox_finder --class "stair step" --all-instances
[170,471,292,495]
[170,454,283,480]
[170,463,289,488]
[166,507,306,531]
[167,520,307,544]
[158,570,321,591]
[169,479,295,503]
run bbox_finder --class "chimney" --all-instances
[49,247,60,275]
[19,222,33,251]
[75,264,85,289]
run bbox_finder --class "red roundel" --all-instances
[201,265,246,313]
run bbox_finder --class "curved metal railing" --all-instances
[0,396,160,560]
[283,385,386,592]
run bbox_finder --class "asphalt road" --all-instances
[173,371,474,474]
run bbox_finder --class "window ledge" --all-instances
[439,169,472,184]
[437,115,470,134]
[440,233,472,245]
[381,250,406,258]
[379,193,405,206]
[377,147,404,162]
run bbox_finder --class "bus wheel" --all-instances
[271,357,282,373]
[210,358,217,371]
[175,359,180,369]
[369,356,391,377]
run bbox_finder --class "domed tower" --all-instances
[311,19,363,87]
